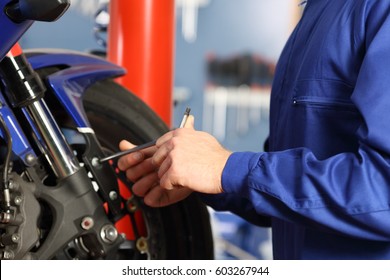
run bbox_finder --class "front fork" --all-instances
[0,44,122,258]
[1,44,79,178]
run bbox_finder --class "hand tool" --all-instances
[98,107,191,163]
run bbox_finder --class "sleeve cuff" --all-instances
[221,151,262,195]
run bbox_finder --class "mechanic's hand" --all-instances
[152,115,231,194]
[118,115,231,207]
[117,139,192,207]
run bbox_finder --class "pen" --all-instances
[98,107,191,163]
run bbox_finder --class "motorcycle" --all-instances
[0,0,213,260]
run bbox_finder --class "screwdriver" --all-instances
[98,107,191,163]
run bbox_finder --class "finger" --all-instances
[143,186,192,207]
[184,115,195,129]
[155,130,174,147]
[117,140,157,171]
[157,155,172,181]
[117,140,142,170]
[131,172,159,197]
[152,139,174,167]
[119,139,157,157]
[117,150,144,171]
[159,166,181,191]
[143,187,168,207]
[119,140,135,150]
[155,115,194,148]
[125,157,156,182]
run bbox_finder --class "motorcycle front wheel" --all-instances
[37,63,214,259]
[81,79,214,260]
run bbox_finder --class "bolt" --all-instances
[91,157,100,167]
[81,217,94,230]
[109,191,118,201]
[126,199,138,213]
[2,250,14,260]
[11,234,20,243]
[25,154,36,166]
[136,237,148,253]
[0,212,11,224]
[14,196,22,206]
[100,225,118,244]
[8,180,18,191]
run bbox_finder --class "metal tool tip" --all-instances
[185,107,191,115]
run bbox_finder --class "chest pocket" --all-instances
[293,79,357,112]
[290,79,361,158]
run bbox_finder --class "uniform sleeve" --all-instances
[199,192,271,227]
[219,1,390,242]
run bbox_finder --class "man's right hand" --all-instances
[117,140,193,207]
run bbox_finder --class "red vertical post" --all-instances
[107,0,176,126]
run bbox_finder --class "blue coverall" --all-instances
[202,0,390,259]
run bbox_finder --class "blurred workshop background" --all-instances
[20,0,303,260]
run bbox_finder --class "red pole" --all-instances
[107,0,175,126]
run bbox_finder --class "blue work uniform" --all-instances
[202,0,390,259]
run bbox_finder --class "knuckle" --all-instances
[170,136,181,147]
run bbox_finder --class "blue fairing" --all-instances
[26,49,125,128]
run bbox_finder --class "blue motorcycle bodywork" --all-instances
[0,49,125,165]
[0,0,32,59]
[0,0,124,165]
[26,50,125,127]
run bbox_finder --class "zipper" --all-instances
[279,2,310,88]
[292,96,357,111]
[272,1,311,147]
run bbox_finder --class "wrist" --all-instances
[221,151,263,194]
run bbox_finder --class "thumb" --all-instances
[119,139,136,151]
[184,115,195,129]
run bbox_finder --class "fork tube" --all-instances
[1,44,80,178]
[26,100,80,178]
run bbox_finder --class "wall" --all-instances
[20,7,99,52]
[174,0,298,152]
[22,1,299,153]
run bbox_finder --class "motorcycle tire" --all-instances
[39,68,214,260]
[83,79,214,260]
